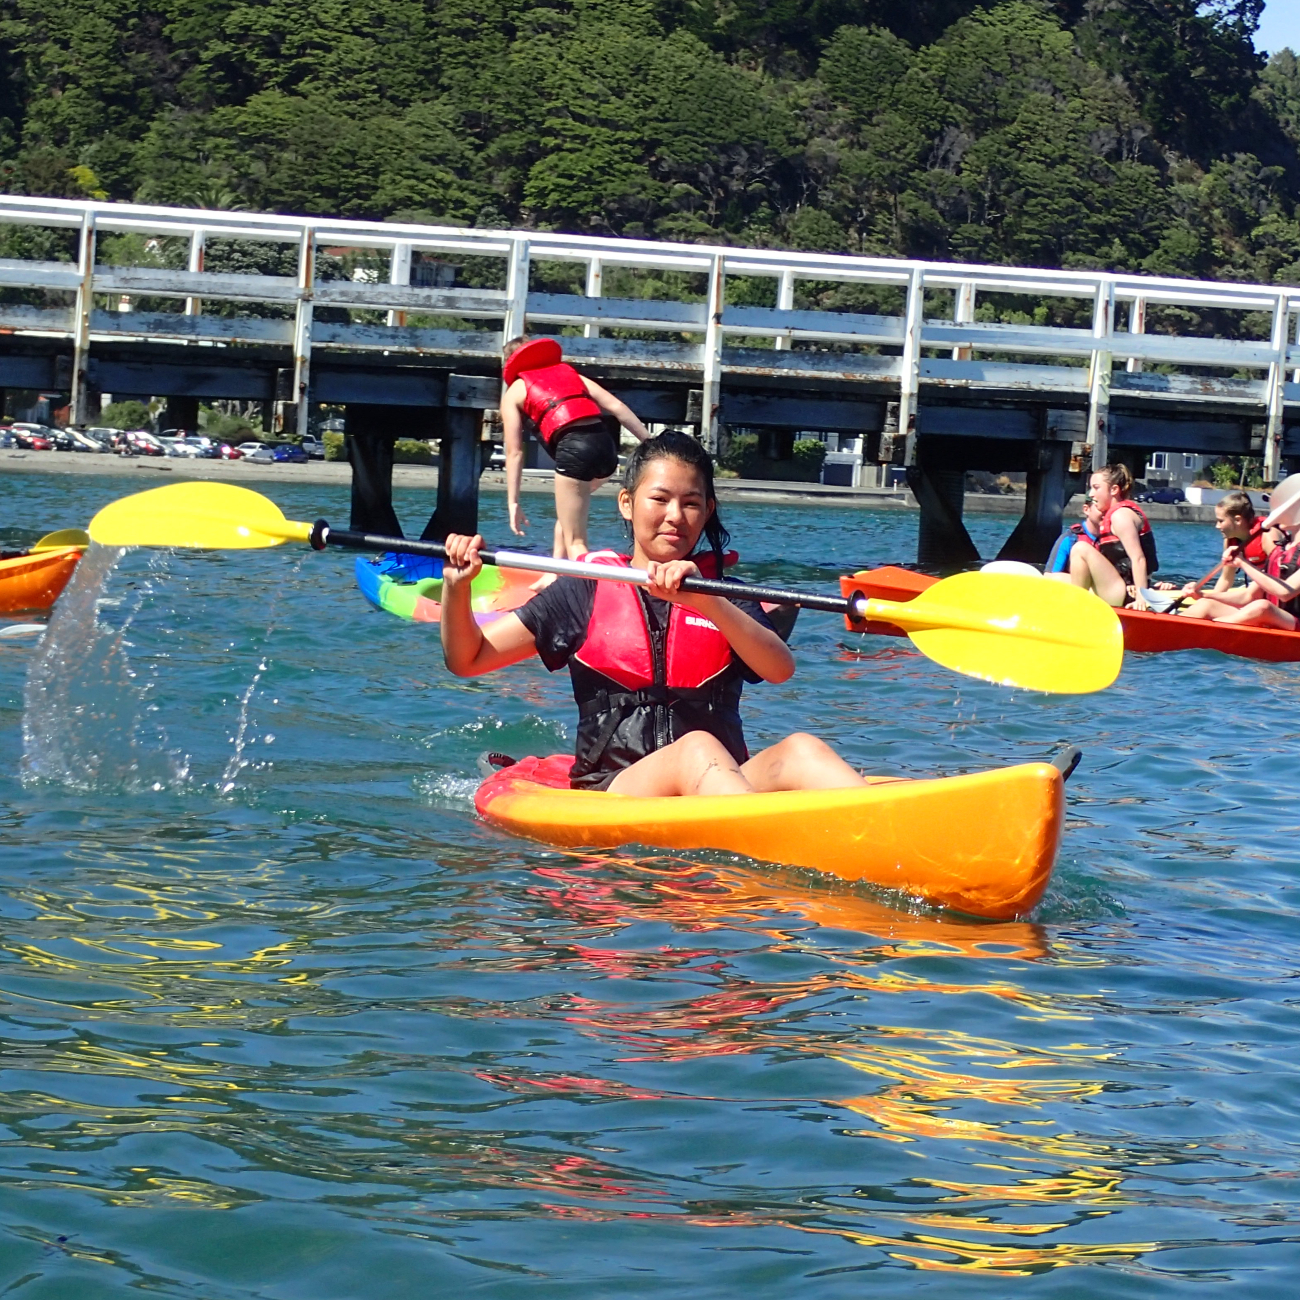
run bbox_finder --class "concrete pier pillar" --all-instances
[420,407,481,541]
[909,463,980,571]
[162,396,199,433]
[344,404,403,536]
[995,441,1070,565]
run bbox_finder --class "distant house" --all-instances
[1145,451,1206,489]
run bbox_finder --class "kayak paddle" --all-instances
[88,482,1123,694]
[31,528,90,552]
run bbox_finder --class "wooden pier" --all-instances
[2,196,1298,564]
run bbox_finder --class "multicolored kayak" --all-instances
[0,546,83,614]
[843,565,1300,663]
[356,553,535,624]
[475,752,1072,919]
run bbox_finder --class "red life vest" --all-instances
[562,550,750,787]
[1097,500,1158,582]
[1238,518,1268,566]
[516,363,603,452]
[1264,536,1300,612]
[574,551,734,691]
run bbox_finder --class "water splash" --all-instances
[216,551,304,795]
[21,544,190,791]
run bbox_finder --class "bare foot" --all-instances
[529,572,558,592]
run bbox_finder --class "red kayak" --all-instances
[842,566,1300,664]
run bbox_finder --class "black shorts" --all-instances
[552,421,619,482]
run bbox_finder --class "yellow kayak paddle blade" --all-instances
[89,482,313,550]
[867,571,1123,695]
[31,528,90,551]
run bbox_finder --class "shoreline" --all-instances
[0,448,1217,522]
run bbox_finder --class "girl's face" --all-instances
[1089,472,1118,513]
[618,457,714,563]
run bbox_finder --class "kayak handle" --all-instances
[309,521,865,618]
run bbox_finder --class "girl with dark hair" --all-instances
[440,432,866,797]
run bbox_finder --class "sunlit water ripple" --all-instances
[2,471,1298,1296]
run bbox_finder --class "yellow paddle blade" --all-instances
[865,572,1123,694]
[89,483,313,549]
[31,528,90,551]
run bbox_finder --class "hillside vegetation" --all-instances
[2,0,1300,285]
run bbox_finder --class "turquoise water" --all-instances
[2,469,1299,1296]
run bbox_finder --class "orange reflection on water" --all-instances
[532,853,1050,961]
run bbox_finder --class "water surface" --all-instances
[2,471,1298,1295]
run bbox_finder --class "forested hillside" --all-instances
[3,0,1300,284]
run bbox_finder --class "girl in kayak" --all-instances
[1173,527,1300,627]
[440,431,867,797]
[1067,464,1158,610]
[500,336,651,561]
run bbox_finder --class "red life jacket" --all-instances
[564,550,749,787]
[575,551,735,691]
[1264,536,1300,612]
[517,363,603,453]
[1097,500,1158,583]
[1239,518,1268,567]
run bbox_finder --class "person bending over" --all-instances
[499,336,650,561]
[441,432,866,797]
[1069,464,1158,610]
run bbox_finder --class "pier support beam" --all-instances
[345,405,403,536]
[908,461,980,572]
[995,440,1070,565]
[162,396,199,433]
[420,376,497,541]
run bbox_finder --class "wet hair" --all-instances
[502,335,528,358]
[1217,489,1255,521]
[1095,462,1134,497]
[622,431,730,571]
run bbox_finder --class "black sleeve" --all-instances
[515,577,596,672]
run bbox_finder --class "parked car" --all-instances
[180,436,220,459]
[272,442,309,464]
[115,429,165,457]
[84,426,117,447]
[52,428,103,452]
[159,437,200,458]
[243,444,276,463]
[1136,487,1186,505]
[299,434,325,459]
[237,441,267,457]
[218,443,243,460]
[0,430,17,449]
[10,423,55,450]
[488,444,506,470]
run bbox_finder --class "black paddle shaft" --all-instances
[310,522,865,618]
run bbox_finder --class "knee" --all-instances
[778,732,835,764]
[677,730,733,764]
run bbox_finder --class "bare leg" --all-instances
[1205,600,1296,629]
[1069,544,1129,607]
[554,474,609,560]
[1180,590,1253,621]
[608,731,753,797]
[741,732,866,792]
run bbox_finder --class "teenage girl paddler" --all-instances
[500,336,651,561]
[440,432,867,797]
[1068,464,1159,610]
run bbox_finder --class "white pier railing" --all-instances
[1,195,1298,473]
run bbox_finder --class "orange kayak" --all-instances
[843,565,1300,663]
[475,753,1066,920]
[0,546,82,613]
